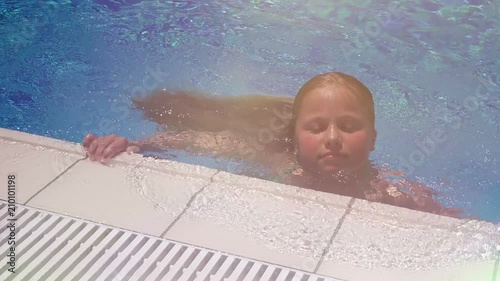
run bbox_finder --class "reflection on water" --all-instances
[0,0,498,221]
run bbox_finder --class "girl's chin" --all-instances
[316,164,364,179]
[318,163,344,173]
[314,166,345,178]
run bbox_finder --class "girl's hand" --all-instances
[82,133,140,162]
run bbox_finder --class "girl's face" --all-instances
[294,88,376,178]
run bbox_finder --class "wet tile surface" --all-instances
[27,159,213,237]
[213,170,353,209]
[318,199,500,281]
[0,138,83,203]
[0,127,85,154]
[165,179,351,272]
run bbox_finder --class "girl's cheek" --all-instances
[298,135,320,154]
[349,133,372,150]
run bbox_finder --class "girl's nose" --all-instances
[325,125,342,149]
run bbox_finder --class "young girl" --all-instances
[83,72,463,218]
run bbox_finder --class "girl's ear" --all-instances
[370,129,377,151]
[292,138,299,155]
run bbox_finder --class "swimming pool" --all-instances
[0,0,498,222]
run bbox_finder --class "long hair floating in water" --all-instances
[132,89,295,151]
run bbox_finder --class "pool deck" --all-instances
[1,127,499,281]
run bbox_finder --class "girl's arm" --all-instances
[131,128,292,167]
[83,130,252,163]
[130,130,239,156]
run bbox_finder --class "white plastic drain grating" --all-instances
[0,202,343,281]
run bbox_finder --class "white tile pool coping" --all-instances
[0,127,499,281]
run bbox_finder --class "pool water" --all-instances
[0,0,498,222]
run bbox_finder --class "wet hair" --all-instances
[287,72,376,144]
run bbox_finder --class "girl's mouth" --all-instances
[319,151,347,159]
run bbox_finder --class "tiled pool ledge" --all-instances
[0,127,499,281]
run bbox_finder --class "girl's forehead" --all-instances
[301,88,364,110]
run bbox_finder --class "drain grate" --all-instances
[0,202,342,281]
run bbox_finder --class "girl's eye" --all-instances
[341,123,352,131]
[339,122,359,132]
[307,123,324,133]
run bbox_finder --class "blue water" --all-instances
[1,0,498,222]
